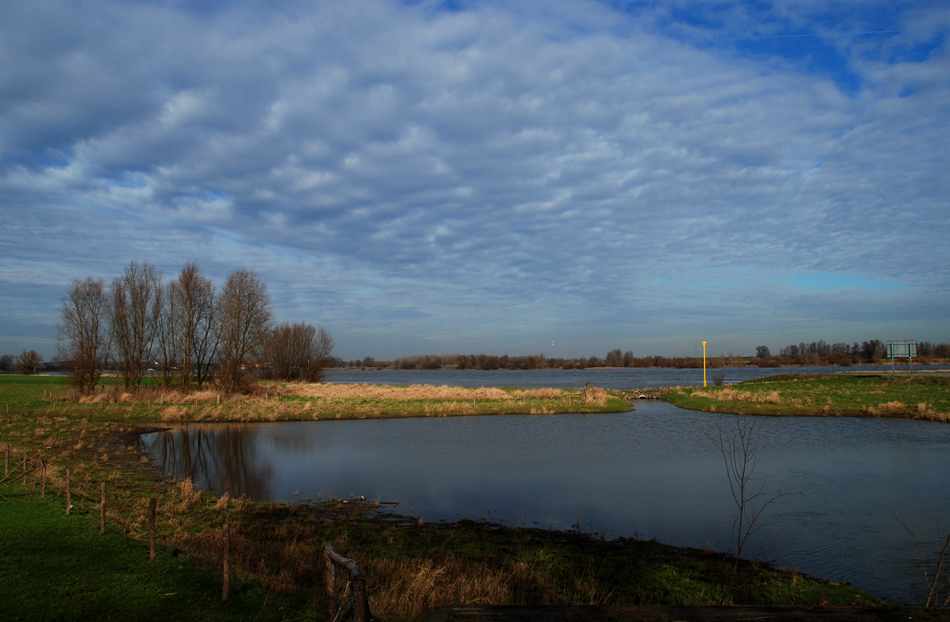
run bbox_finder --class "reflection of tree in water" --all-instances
[147,425,274,500]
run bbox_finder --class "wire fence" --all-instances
[1,442,374,621]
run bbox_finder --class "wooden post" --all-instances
[324,544,371,622]
[22,451,28,486]
[149,498,157,561]
[351,575,369,622]
[41,460,46,498]
[222,522,230,601]
[324,546,337,616]
[65,469,71,515]
[99,482,106,534]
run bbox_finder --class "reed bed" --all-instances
[690,388,784,404]
[282,383,566,401]
[58,383,618,421]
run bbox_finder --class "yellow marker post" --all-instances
[702,341,707,387]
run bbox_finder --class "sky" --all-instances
[1,0,948,361]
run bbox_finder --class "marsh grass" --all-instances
[1,376,627,426]
[665,373,950,422]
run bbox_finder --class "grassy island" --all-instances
[662,372,950,422]
[0,375,898,621]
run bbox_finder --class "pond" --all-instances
[141,399,950,605]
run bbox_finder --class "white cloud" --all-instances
[1,0,948,358]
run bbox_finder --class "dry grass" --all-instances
[691,388,783,404]
[77,386,224,405]
[282,383,566,401]
[176,520,610,622]
[175,477,203,510]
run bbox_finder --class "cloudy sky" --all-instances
[2,0,948,361]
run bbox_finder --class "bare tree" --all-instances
[154,287,180,388]
[711,415,795,589]
[109,261,164,388]
[0,353,14,373]
[162,262,219,391]
[605,348,623,367]
[264,322,334,382]
[14,349,44,375]
[896,514,950,607]
[217,268,272,393]
[58,277,111,394]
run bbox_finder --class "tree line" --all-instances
[54,261,333,394]
[0,349,46,375]
[754,340,950,366]
[337,352,744,370]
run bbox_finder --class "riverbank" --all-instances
[2,376,630,425]
[0,375,884,620]
[661,372,950,422]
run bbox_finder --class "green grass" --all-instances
[663,373,950,421]
[0,484,319,622]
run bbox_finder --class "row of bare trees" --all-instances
[0,350,45,375]
[57,261,333,394]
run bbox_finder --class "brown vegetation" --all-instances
[282,383,568,402]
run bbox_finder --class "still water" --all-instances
[141,399,950,605]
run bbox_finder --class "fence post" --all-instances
[99,482,106,534]
[65,469,71,515]
[222,522,230,601]
[22,451,28,487]
[41,460,46,498]
[352,575,369,622]
[324,546,337,616]
[324,544,371,622]
[149,498,157,561]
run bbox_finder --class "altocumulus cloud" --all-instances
[1,0,948,359]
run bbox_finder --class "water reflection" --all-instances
[146,424,275,499]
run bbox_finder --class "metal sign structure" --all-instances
[886,340,917,376]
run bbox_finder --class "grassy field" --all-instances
[662,372,950,421]
[0,374,895,620]
[0,483,315,622]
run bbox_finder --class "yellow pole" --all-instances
[702,341,707,387]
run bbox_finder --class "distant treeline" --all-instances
[337,339,950,370]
